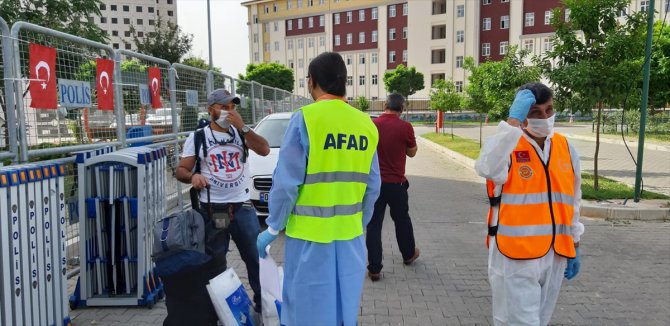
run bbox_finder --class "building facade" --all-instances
[94,0,178,51]
[243,0,670,99]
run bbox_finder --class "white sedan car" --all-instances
[248,112,293,217]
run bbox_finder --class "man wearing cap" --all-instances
[175,89,270,321]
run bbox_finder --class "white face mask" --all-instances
[525,114,555,138]
[214,111,230,129]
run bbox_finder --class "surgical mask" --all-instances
[525,114,555,138]
[214,111,230,129]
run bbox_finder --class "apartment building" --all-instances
[94,0,178,51]
[244,0,670,99]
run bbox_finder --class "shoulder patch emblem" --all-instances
[519,165,533,179]
[514,150,531,163]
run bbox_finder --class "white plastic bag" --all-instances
[260,246,284,326]
[206,268,256,326]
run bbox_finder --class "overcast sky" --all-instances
[177,0,250,77]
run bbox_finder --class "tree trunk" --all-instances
[594,102,603,190]
[450,111,454,139]
[479,114,483,148]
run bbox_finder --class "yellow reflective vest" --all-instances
[285,99,379,243]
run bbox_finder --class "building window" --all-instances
[525,13,535,27]
[372,53,378,63]
[254,52,259,61]
[501,15,509,29]
[482,43,491,56]
[372,30,378,42]
[298,0,303,8]
[124,18,130,24]
[389,5,397,17]
[125,43,131,50]
[112,30,118,36]
[320,15,325,26]
[483,0,491,4]
[347,76,353,86]
[665,0,670,12]
[274,41,280,51]
[319,36,325,46]
[299,78,305,88]
[347,33,353,44]
[389,28,396,40]
[523,39,534,52]
[149,19,155,25]
[359,9,365,21]
[641,1,649,12]
[359,54,365,64]
[403,3,408,15]
[320,0,325,4]
[111,4,118,11]
[298,39,304,48]
[265,42,270,51]
[372,74,378,85]
[274,3,278,12]
[457,5,465,17]
[346,55,352,65]
[289,60,294,69]
[307,0,313,7]
[359,76,365,86]
[402,50,407,62]
[288,20,293,30]
[123,5,129,11]
[148,6,154,13]
[287,1,292,9]
[308,17,313,28]
[389,51,396,62]
[432,49,446,64]
[111,17,118,24]
[455,81,463,93]
[288,39,293,49]
[500,41,508,55]
[372,8,378,19]
[167,0,173,4]
[359,31,365,43]
[543,38,553,52]
[335,35,341,46]
[456,56,463,68]
[334,13,340,24]
[124,30,131,37]
[431,73,445,84]
[545,10,553,25]
[299,59,304,68]
[113,43,119,49]
[253,15,258,23]
[265,23,270,32]
[136,5,143,12]
[100,17,107,23]
[347,11,352,23]
[298,19,303,29]
[456,30,464,43]
[308,38,314,48]
[565,9,571,22]
[167,10,173,16]
[272,22,277,32]
[403,27,408,39]
[138,31,144,37]
[483,17,491,31]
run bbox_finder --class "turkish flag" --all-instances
[95,58,114,110]
[148,67,162,108]
[29,43,57,109]
[96,58,115,110]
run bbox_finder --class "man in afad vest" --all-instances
[475,83,584,325]
[256,52,381,326]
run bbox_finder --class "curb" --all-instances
[417,135,669,221]
[563,133,670,152]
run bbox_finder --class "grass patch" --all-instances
[580,173,669,200]
[422,132,669,200]
[422,132,481,159]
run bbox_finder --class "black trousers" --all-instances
[366,181,416,274]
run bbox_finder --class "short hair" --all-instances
[307,52,347,96]
[385,93,405,112]
[517,82,553,105]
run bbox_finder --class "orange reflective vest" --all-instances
[487,133,576,259]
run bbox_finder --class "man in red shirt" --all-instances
[366,93,420,281]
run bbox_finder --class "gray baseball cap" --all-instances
[207,88,240,106]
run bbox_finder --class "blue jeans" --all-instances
[200,204,262,308]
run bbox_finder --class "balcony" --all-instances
[431,49,446,64]
[432,25,446,39]
[432,0,446,15]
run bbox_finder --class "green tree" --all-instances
[238,63,295,93]
[430,79,463,137]
[182,56,222,73]
[383,64,425,100]
[545,0,646,189]
[649,21,670,109]
[354,96,370,112]
[129,16,193,63]
[0,0,108,43]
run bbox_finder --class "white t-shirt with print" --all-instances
[181,126,251,203]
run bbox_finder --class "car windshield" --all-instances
[254,118,290,148]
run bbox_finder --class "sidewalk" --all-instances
[418,124,670,197]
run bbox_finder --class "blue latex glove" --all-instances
[564,247,581,280]
[257,230,278,258]
[508,89,537,122]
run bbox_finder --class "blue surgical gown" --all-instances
[266,109,381,326]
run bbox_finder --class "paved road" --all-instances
[69,140,670,325]
[420,124,670,197]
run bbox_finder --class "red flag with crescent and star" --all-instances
[96,58,115,110]
[29,43,57,109]
[148,67,162,108]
